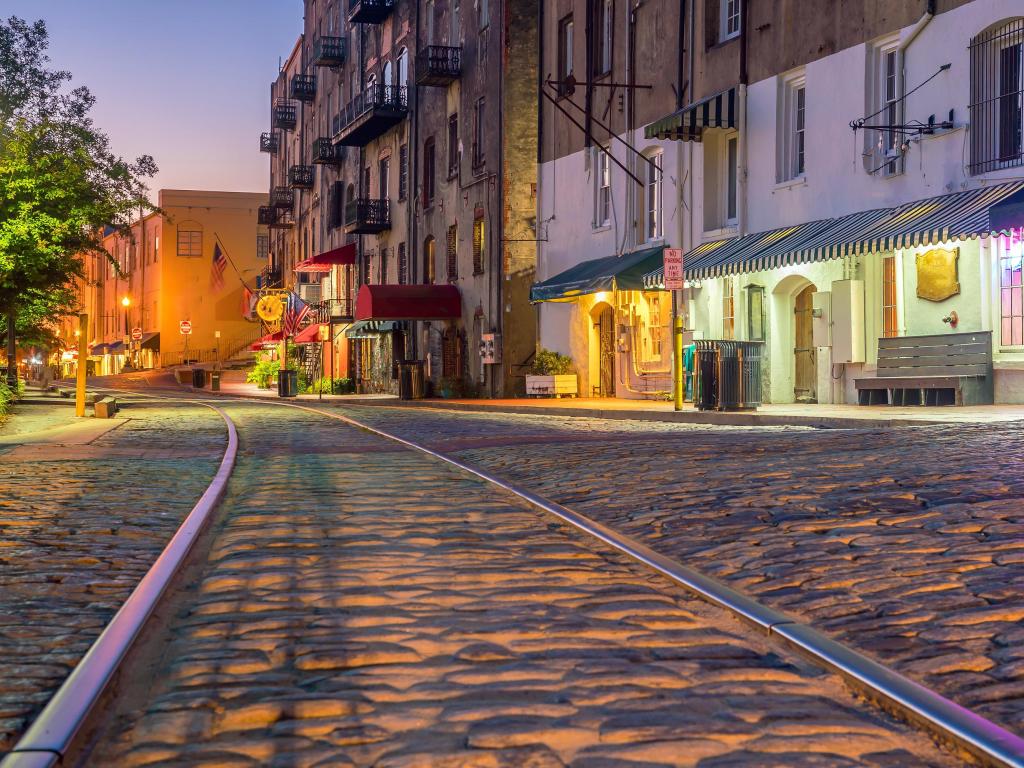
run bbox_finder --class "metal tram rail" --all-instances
[3,389,1023,768]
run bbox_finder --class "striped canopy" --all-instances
[644,87,738,142]
[643,182,1024,288]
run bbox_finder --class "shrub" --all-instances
[0,379,21,419]
[305,377,354,395]
[529,349,575,376]
[246,355,281,389]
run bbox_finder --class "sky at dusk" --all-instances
[5,0,303,197]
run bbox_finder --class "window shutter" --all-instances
[446,224,458,282]
[472,217,485,274]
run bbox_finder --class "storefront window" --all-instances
[1000,245,1023,346]
[882,255,898,337]
[746,284,764,341]
[722,278,735,339]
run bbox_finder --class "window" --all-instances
[746,284,765,341]
[473,216,485,274]
[595,146,611,227]
[1000,240,1023,346]
[398,144,409,200]
[720,0,741,42]
[472,98,485,168]
[177,228,202,258]
[379,156,390,198]
[969,19,1024,174]
[423,138,436,207]
[557,15,574,95]
[479,0,489,29]
[426,0,435,45]
[257,234,270,262]
[725,134,738,223]
[446,224,458,282]
[398,241,408,284]
[778,72,806,182]
[882,254,899,338]
[593,0,612,76]
[423,236,436,284]
[643,151,663,241]
[154,235,159,262]
[882,47,902,174]
[362,250,372,285]
[383,59,393,90]
[380,247,389,284]
[397,47,409,90]
[450,0,461,43]
[447,113,459,178]
[722,278,735,339]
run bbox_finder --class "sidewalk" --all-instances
[202,378,1024,428]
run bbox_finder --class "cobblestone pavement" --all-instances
[0,402,225,752]
[91,403,957,767]
[326,405,1024,737]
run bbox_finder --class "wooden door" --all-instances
[598,306,615,397]
[794,285,817,402]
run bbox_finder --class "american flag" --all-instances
[210,243,227,291]
[283,292,310,336]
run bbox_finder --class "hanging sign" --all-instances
[663,248,684,291]
[179,320,193,335]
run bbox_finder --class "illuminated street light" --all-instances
[121,296,131,307]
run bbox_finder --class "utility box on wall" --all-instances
[480,333,501,365]
[831,279,865,364]
[812,292,831,348]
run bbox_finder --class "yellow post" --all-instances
[75,313,88,417]
[673,313,684,411]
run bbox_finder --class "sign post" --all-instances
[179,320,192,365]
[664,248,685,411]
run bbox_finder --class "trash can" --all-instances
[210,371,221,392]
[398,361,425,400]
[191,368,206,388]
[694,340,764,411]
[277,369,298,398]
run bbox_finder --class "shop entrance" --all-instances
[794,284,817,402]
[597,305,616,396]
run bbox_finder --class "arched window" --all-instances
[397,48,409,90]
[423,236,436,285]
[969,18,1024,174]
[383,60,393,91]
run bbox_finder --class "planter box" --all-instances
[525,374,578,398]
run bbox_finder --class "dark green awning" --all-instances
[345,320,398,339]
[530,246,665,303]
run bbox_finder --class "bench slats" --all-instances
[876,363,989,378]
[878,352,991,369]
[877,331,991,349]
[878,342,989,359]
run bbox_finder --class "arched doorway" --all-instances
[595,304,615,397]
[794,284,817,402]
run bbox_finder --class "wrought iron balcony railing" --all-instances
[333,85,408,147]
[270,187,295,209]
[260,132,279,153]
[273,99,297,130]
[257,266,284,288]
[344,198,390,234]
[313,36,347,67]
[309,298,355,322]
[258,207,294,230]
[290,74,317,102]
[348,0,395,24]
[313,137,343,164]
[288,165,315,189]
[415,45,462,87]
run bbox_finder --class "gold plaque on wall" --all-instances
[916,247,960,302]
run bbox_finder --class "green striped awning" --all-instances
[344,320,398,339]
[531,246,665,302]
[643,182,1024,287]
[644,87,738,142]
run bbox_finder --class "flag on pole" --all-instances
[241,286,255,320]
[210,243,227,291]
[283,292,310,336]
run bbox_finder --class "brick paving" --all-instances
[0,402,225,752]
[91,403,956,767]
[331,405,1024,737]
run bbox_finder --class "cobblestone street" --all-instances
[0,401,225,751]
[335,405,1024,735]
[89,403,955,767]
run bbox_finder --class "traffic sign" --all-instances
[179,320,193,335]
[663,248,684,291]
[131,327,143,341]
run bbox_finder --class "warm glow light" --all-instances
[74,329,81,337]
[121,296,131,307]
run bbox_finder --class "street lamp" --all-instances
[121,296,132,371]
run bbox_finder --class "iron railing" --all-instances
[257,267,283,288]
[969,18,1024,174]
[344,198,391,232]
[313,36,347,67]
[309,298,355,322]
[259,132,279,153]
[273,99,297,130]
[336,85,408,133]
[290,74,317,102]
[416,45,461,86]
[313,137,343,164]
[288,165,315,188]
[349,0,395,23]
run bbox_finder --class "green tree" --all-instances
[0,15,156,385]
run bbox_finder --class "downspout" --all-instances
[410,1,421,359]
[686,0,694,254]
[584,0,594,148]
[737,0,749,236]
[494,1,506,397]
[626,1,637,252]
[535,0,545,356]
[899,0,935,54]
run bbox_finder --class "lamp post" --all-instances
[121,296,132,371]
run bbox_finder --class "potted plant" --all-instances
[525,349,577,397]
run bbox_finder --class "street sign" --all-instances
[664,248,684,291]
[131,327,143,341]
[179,320,193,335]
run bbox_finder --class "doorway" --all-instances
[597,305,615,397]
[793,284,817,402]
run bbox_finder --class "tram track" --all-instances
[2,388,1022,767]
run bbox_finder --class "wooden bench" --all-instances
[854,331,993,406]
[93,396,118,418]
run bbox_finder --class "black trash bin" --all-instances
[210,371,221,392]
[191,368,206,388]
[695,340,764,411]
[278,369,298,398]
[399,361,425,400]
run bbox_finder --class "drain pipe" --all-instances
[900,0,935,54]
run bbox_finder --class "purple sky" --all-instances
[6,1,302,196]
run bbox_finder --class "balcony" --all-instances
[273,100,297,130]
[313,36,347,67]
[288,165,315,189]
[313,137,343,164]
[260,132,279,153]
[310,298,355,322]
[270,187,295,209]
[344,198,390,234]
[291,74,317,102]
[333,85,408,147]
[416,46,462,87]
[348,0,395,24]
[258,207,293,230]
[257,266,284,288]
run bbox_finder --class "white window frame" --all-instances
[724,133,738,226]
[595,146,612,228]
[397,48,409,89]
[643,150,663,241]
[720,0,741,42]
[777,70,807,183]
[996,36,1024,167]
[600,0,612,74]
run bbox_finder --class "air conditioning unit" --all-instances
[298,283,321,303]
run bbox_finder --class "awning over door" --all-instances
[251,330,285,350]
[530,246,665,303]
[354,284,461,321]
[294,243,356,272]
[293,323,326,344]
[90,343,111,356]
[644,87,738,142]
[107,341,125,354]
[345,320,399,339]
[643,182,1024,286]
[139,332,160,351]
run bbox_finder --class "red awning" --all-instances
[293,323,326,344]
[355,284,461,321]
[295,243,356,272]
[250,330,285,350]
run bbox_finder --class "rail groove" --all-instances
[0,402,239,768]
